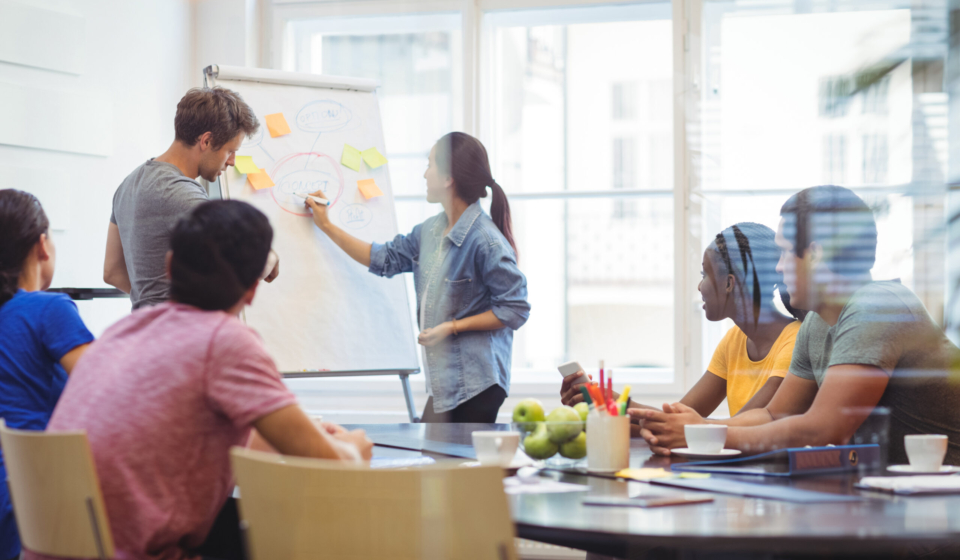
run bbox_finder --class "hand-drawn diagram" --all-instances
[339,204,373,230]
[296,100,354,133]
[268,152,344,217]
[241,124,274,161]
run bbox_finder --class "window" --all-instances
[695,0,948,367]
[272,0,951,403]
[612,82,638,120]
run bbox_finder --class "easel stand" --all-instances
[282,370,420,423]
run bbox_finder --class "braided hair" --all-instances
[0,190,50,308]
[711,222,805,326]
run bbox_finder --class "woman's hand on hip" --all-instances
[418,322,454,347]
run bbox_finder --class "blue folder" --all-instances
[670,444,881,477]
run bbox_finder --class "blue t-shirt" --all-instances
[0,290,94,559]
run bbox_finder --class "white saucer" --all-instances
[671,448,742,460]
[887,464,960,475]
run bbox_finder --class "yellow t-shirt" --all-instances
[707,321,800,416]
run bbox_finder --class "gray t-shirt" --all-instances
[111,160,207,309]
[791,280,960,465]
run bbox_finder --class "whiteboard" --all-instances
[206,65,418,375]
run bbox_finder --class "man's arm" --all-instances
[103,223,132,293]
[725,364,889,453]
[253,404,373,462]
[633,371,819,454]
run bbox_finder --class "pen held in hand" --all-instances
[294,192,331,206]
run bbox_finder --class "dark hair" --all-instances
[0,190,50,308]
[434,132,518,258]
[174,87,259,149]
[169,200,272,311]
[779,185,877,276]
[711,222,805,324]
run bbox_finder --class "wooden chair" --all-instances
[230,448,518,560]
[0,419,114,559]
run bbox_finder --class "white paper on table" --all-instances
[858,476,960,495]
[503,477,590,495]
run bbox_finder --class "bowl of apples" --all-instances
[512,399,589,467]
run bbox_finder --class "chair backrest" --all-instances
[0,419,115,559]
[231,448,518,560]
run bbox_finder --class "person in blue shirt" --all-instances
[305,132,530,422]
[0,189,94,560]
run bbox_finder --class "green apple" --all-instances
[512,398,546,424]
[559,431,587,459]
[523,423,558,460]
[573,402,590,422]
[546,406,584,443]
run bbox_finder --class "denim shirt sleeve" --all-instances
[479,240,530,330]
[368,223,422,278]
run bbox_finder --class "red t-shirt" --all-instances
[27,303,297,560]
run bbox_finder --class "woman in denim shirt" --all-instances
[306,132,530,422]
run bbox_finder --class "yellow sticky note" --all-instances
[265,113,291,137]
[614,468,671,481]
[247,169,275,190]
[678,472,712,479]
[341,144,362,171]
[361,147,388,169]
[234,156,259,175]
[357,178,383,200]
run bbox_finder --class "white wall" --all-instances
[0,0,194,291]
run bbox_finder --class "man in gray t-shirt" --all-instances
[105,87,271,309]
[109,160,208,309]
[791,280,960,464]
[635,186,960,466]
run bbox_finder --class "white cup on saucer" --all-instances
[904,434,948,472]
[472,431,520,467]
[684,425,728,455]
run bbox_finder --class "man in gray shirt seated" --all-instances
[104,87,278,309]
[636,185,960,465]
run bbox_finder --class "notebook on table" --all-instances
[670,444,881,477]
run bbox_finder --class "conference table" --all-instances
[344,423,960,559]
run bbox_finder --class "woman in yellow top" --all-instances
[561,222,804,417]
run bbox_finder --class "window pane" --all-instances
[482,4,674,374]
[484,4,674,194]
[284,13,462,196]
[397,195,674,372]
[697,1,948,360]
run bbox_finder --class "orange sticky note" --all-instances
[265,113,291,138]
[247,169,275,190]
[357,178,383,200]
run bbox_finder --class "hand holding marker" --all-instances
[295,192,331,206]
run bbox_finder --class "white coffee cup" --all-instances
[684,424,728,454]
[472,431,520,467]
[904,434,948,472]
[586,414,630,472]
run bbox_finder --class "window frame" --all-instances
[264,0,951,403]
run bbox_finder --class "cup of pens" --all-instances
[583,360,631,472]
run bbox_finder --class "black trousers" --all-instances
[420,384,507,423]
[191,497,244,560]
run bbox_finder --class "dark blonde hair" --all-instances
[174,87,259,149]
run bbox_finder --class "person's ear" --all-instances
[806,242,823,268]
[725,274,735,294]
[198,131,213,152]
[36,233,52,262]
[164,250,173,280]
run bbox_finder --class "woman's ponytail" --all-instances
[435,132,519,259]
[0,190,50,308]
[488,181,518,259]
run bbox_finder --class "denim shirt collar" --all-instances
[437,201,483,248]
